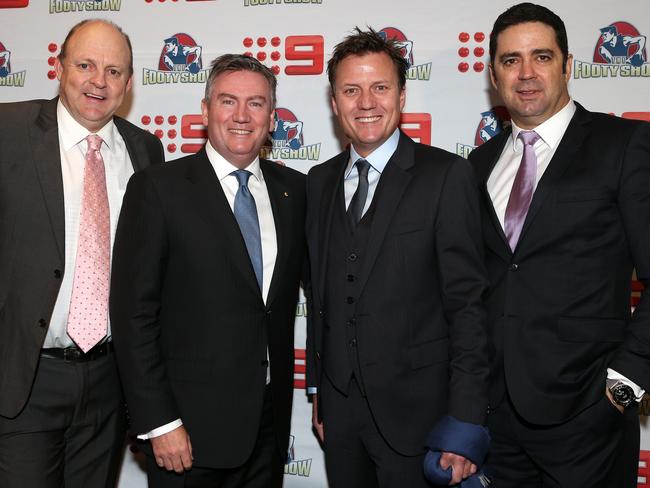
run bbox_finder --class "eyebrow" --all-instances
[499,48,555,61]
[216,92,267,102]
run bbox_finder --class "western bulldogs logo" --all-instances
[261,108,321,161]
[284,435,312,477]
[574,22,649,79]
[595,23,646,67]
[456,107,510,158]
[378,27,431,80]
[143,33,208,85]
[0,41,25,87]
[474,107,510,146]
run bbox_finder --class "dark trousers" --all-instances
[320,376,429,488]
[0,353,126,488]
[147,385,284,488]
[486,392,640,487]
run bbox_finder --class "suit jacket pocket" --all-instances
[387,221,425,236]
[408,337,448,369]
[557,317,625,342]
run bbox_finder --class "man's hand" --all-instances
[151,425,193,473]
[605,387,625,414]
[439,452,477,485]
[311,394,324,442]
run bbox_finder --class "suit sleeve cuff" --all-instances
[607,368,645,401]
[137,419,183,440]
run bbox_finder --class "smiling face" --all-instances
[331,52,405,157]
[201,69,275,168]
[55,21,132,132]
[490,21,572,129]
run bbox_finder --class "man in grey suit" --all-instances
[0,19,163,487]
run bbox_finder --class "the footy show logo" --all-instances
[261,108,321,161]
[574,22,649,79]
[142,34,208,85]
[0,42,26,87]
[379,27,431,81]
[456,107,510,158]
[49,0,121,14]
[284,435,312,477]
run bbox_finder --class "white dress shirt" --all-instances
[45,100,133,348]
[141,142,278,439]
[488,99,644,401]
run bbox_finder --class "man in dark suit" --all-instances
[0,20,163,487]
[469,3,650,486]
[305,28,489,487]
[110,54,305,488]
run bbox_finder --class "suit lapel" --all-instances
[355,133,413,294]
[316,152,348,305]
[30,98,65,262]
[186,149,262,298]
[261,160,290,309]
[115,117,150,171]
[476,130,512,259]
[516,105,592,248]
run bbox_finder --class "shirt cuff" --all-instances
[137,419,183,440]
[307,387,317,395]
[607,368,645,401]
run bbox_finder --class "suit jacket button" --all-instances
[346,274,355,282]
[346,296,355,304]
[53,269,62,279]
[349,339,357,347]
[38,318,47,328]
[348,253,358,262]
[319,310,324,317]
[509,263,518,271]
[316,351,321,360]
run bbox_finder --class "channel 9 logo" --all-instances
[242,34,324,75]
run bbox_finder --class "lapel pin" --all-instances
[283,191,289,197]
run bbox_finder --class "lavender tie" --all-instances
[504,130,540,251]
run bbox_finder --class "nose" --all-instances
[233,102,250,123]
[90,69,106,88]
[518,58,536,80]
[358,89,376,110]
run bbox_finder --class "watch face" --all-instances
[612,384,634,407]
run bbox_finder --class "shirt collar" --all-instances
[57,99,116,152]
[345,127,400,178]
[510,99,576,151]
[205,140,263,183]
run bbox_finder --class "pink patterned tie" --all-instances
[67,134,110,352]
[504,130,540,251]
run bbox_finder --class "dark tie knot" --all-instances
[232,169,253,187]
[518,130,540,147]
[355,158,370,177]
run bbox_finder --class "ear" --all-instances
[330,92,339,117]
[54,57,64,81]
[201,98,209,127]
[125,74,133,93]
[488,63,498,90]
[399,86,406,112]
[564,53,573,82]
[268,109,275,133]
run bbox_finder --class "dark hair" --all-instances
[204,54,277,108]
[59,19,134,76]
[327,27,409,93]
[490,3,569,72]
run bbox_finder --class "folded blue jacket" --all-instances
[423,415,491,487]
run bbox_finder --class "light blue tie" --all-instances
[232,170,263,290]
